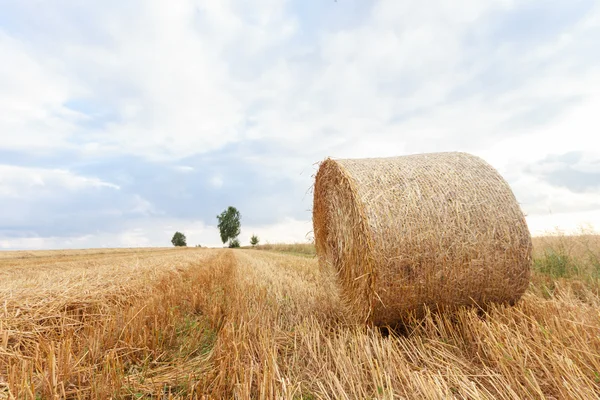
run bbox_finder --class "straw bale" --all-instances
[313,152,532,325]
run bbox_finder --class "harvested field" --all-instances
[1,238,600,399]
[252,243,316,257]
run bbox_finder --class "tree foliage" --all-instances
[250,234,259,247]
[171,231,187,247]
[229,238,241,248]
[217,206,241,246]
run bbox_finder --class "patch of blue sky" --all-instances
[0,149,78,168]
[63,98,121,131]
[0,0,120,44]
[287,0,373,40]
[481,0,596,46]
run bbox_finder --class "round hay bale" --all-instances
[313,152,532,325]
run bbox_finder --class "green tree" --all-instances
[229,238,241,248]
[250,234,259,247]
[171,231,187,247]
[217,206,241,247]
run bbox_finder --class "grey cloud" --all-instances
[501,96,584,130]
[527,152,600,193]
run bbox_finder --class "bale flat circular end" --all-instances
[313,152,532,326]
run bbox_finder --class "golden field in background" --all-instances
[0,235,599,399]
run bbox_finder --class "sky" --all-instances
[0,0,599,249]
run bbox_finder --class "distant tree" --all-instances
[250,234,259,247]
[229,238,241,248]
[217,206,241,247]
[171,231,187,247]
[195,244,202,248]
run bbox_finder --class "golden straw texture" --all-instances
[313,152,532,326]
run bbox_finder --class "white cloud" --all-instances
[240,217,313,246]
[209,175,224,188]
[478,71,600,173]
[527,211,600,236]
[0,165,119,198]
[4,0,598,165]
[0,0,298,161]
[129,195,157,216]
[239,0,600,173]
[173,165,195,173]
[0,32,82,152]
[118,228,153,248]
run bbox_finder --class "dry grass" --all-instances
[0,247,180,260]
[253,243,316,257]
[0,248,224,398]
[1,237,600,399]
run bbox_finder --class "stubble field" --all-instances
[1,236,599,399]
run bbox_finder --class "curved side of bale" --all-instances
[313,159,376,322]
[313,152,532,326]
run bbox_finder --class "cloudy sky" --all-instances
[1,0,599,249]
